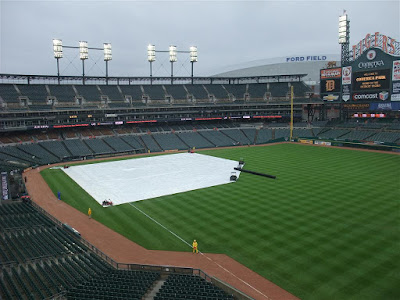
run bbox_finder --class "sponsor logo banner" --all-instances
[322,94,340,101]
[342,66,352,85]
[342,94,350,102]
[393,60,400,81]
[391,94,400,101]
[1,172,9,201]
[320,68,342,79]
[352,91,390,101]
[393,82,400,94]
[343,103,370,110]
[314,141,331,146]
[299,139,314,144]
[370,102,400,110]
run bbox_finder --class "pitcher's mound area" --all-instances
[62,153,240,205]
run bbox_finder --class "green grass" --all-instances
[41,144,400,300]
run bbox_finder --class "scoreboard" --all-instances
[320,68,341,101]
[352,69,391,91]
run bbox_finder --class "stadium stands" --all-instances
[84,138,115,155]
[220,129,251,145]
[185,85,209,101]
[269,82,289,98]
[164,85,188,102]
[63,139,93,157]
[75,85,102,102]
[176,132,215,149]
[153,133,188,150]
[99,85,124,101]
[142,85,166,101]
[141,134,163,152]
[0,84,20,104]
[223,84,248,102]
[0,200,239,300]
[199,130,235,147]
[203,84,230,101]
[247,83,268,100]
[17,84,49,103]
[47,85,77,103]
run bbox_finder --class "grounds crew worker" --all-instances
[88,208,92,219]
[192,239,198,253]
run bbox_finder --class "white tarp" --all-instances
[62,153,240,206]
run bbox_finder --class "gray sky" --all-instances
[0,0,399,77]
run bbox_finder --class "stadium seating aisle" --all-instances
[0,200,239,300]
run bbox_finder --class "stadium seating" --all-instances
[17,84,49,102]
[153,133,188,150]
[0,84,20,103]
[47,85,77,103]
[142,85,166,100]
[199,131,235,147]
[156,273,234,300]
[140,134,163,152]
[119,85,144,101]
[223,84,248,101]
[63,139,93,157]
[84,138,115,155]
[102,136,133,152]
[75,85,102,102]
[247,83,268,100]
[255,128,273,144]
[220,129,252,145]
[176,132,215,149]
[269,82,289,98]
[164,85,188,101]
[185,85,209,101]
[121,135,146,151]
[203,84,230,101]
[99,85,124,101]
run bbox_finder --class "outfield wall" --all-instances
[298,138,400,152]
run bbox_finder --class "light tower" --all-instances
[190,46,198,84]
[79,41,89,84]
[169,45,177,85]
[52,39,63,84]
[147,44,156,85]
[104,43,112,85]
[338,11,350,66]
[338,11,350,121]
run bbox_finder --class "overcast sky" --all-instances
[0,0,399,77]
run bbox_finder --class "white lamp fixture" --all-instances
[79,41,89,60]
[190,46,198,62]
[147,44,156,62]
[338,14,349,44]
[169,45,177,62]
[53,39,63,58]
[104,43,112,61]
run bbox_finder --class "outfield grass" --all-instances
[41,144,400,300]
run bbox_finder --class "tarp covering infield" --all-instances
[61,153,241,206]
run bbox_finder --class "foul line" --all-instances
[129,202,272,300]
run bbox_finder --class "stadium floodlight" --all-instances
[169,45,177,84]
[53,39,63,84]
[79,41,89,60]
[104,43,112,84]
[169,45,177,62]
[190,46,198,63]
[338,13,349,44]
[79,41,88,84]
[190,46,197,84]
[147,44,156,85]
[53,39,63,58]
[104,43,112,61]
[147,44,156,62]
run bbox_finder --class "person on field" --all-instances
[192,239,198,254]
[88,208,92,219]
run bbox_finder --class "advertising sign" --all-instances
[393,60,400,81]
[352,69,391,91]
[352,91,390,101]
[320,68,342,79]
[1,172,9,201]
[370,102,400,110]
[342,66,352,85]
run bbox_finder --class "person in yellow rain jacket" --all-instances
[88,208,92,219]
[192,239,198,253]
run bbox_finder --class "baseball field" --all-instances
[41,143,400,300]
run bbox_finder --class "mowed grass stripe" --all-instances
[41,144,400,300]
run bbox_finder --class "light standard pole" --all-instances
[147,44,156,85]
[79,41,89,85]
[104,43,112,85]
[338,11,350,121]
[190,46,198,85]
[52,39,63,84]
[169,45,177,85]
